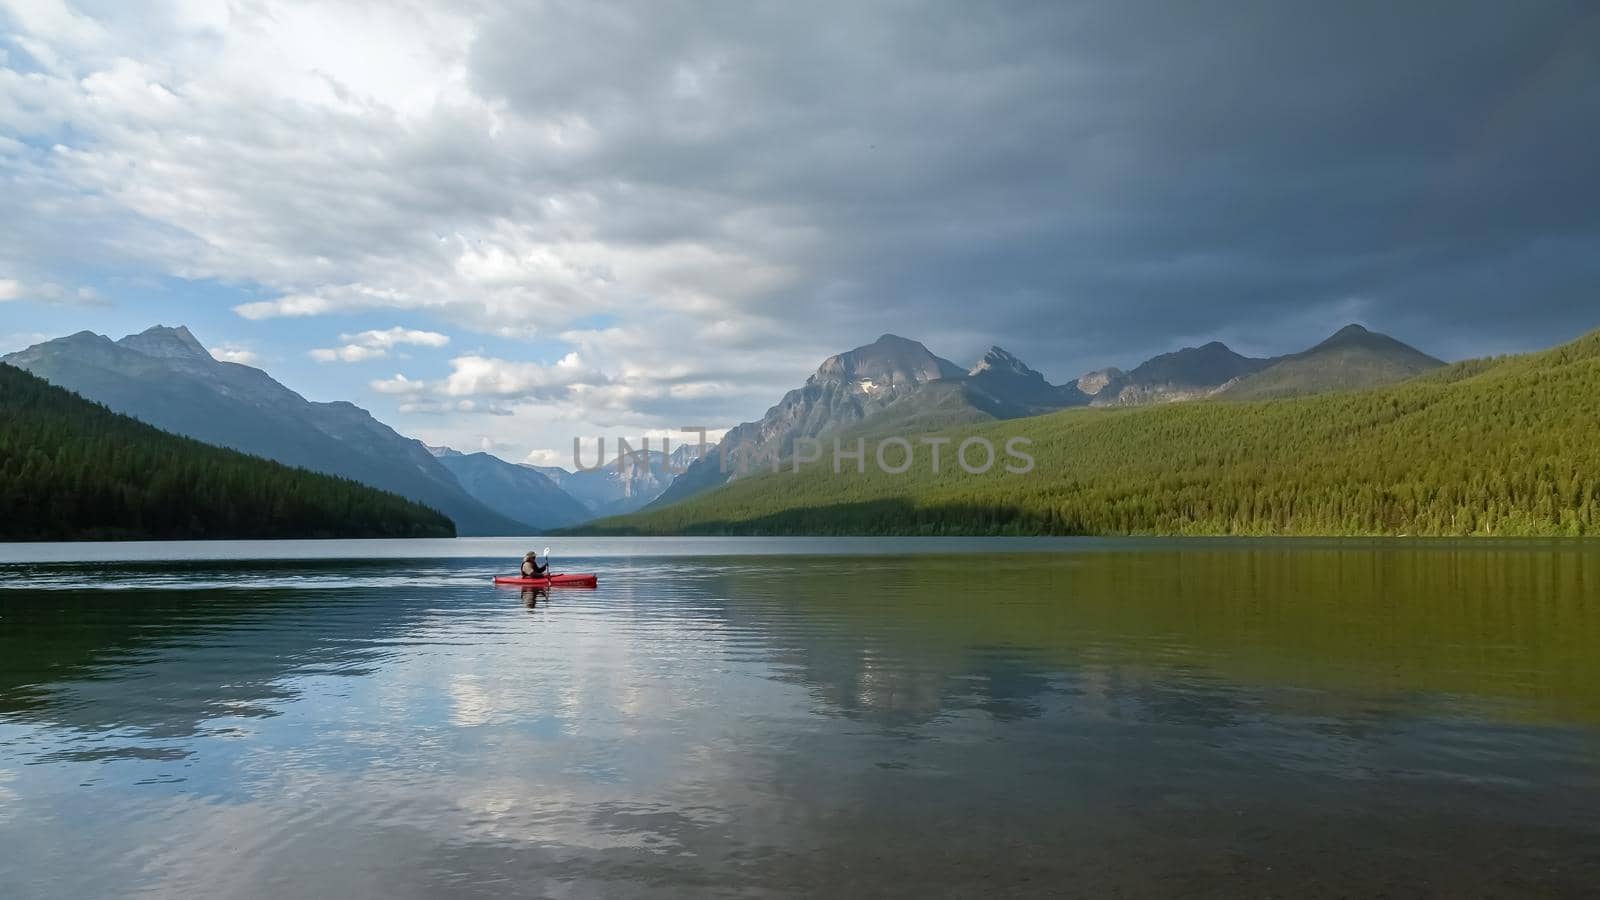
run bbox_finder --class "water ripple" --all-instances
[0,542,1598,897]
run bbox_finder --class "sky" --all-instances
[3,1,1599,467]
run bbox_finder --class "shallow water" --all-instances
[1,538,1597,898]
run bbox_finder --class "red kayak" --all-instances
[493,573,598,588]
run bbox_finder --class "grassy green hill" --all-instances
[580,328,1600,537]
[0,363,456,541]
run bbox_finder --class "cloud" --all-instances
[235,294,335,320]
[348,327,450,349]
[522,448,566,467]
[2,0,1599,430]
[209,343,260,365]
[371,351,608,407]
[0,276,109,306]
[370,373,430,395]
[310,326,450,363]
[397,398,515,417]
[439,352,605,397]
[310,345,386,363]
[367,345,772,440]
[40,283,107,306]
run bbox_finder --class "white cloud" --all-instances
[398,398,514,416]
[235,293,335,320]
[522,448,567,467]
[310,344,386,363]
[310,326,450,363]
[209,343,260,365]
[346,327,450,349]
[0,277,108,306]
[370,373,429,395]
[439,352,606,398]
[366,345,760,428]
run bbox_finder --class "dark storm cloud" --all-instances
[471,0,1600,372]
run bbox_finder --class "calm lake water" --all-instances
[1,537,1597,898]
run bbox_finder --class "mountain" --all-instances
[115,324,212,359]
[427,448,592,529]
[532,444,701,517]
[1218,324,1445,400]
[0,362,454,541]
[1074,367,1122,396]
[652,335,976,507]
[1088,341,1274,406]
[4,326,530,535]
[819,333,968,384]
[654,334,1095,508]
[579,325,1600,538]
[628,326,1450,512]
[965,347,1090,415]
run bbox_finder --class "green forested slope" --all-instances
[583,328,1600,537]
[0,363,455,540]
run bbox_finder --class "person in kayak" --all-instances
[521,551,549,579]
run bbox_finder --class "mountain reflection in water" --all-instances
[1,540,1597,898]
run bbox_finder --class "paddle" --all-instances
[544,546,552,575]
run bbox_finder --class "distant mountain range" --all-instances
[4,321,1446,536]
[652,324,1444,507]
[580,325,1600,538]
[1083,324,1445,405]
[4,327,544,535]
[425,446,592,529]
[1088,340,1273,406]
[528,445,701,518]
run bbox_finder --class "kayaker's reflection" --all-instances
[521,586,550,609]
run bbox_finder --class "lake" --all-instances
[1,537,1597,898]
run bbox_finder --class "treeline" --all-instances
[0,363,455,541]
[585,328,1600,537]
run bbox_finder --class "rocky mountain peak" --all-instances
[116,325,212,361]
[811,333,965,388]
[968,346,1036,379]
[1075,367,1123,396]
[963,345,1090,412]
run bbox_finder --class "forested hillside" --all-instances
[4,327,530,535]
[583,328,1600,537]
[0,363,455,541]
